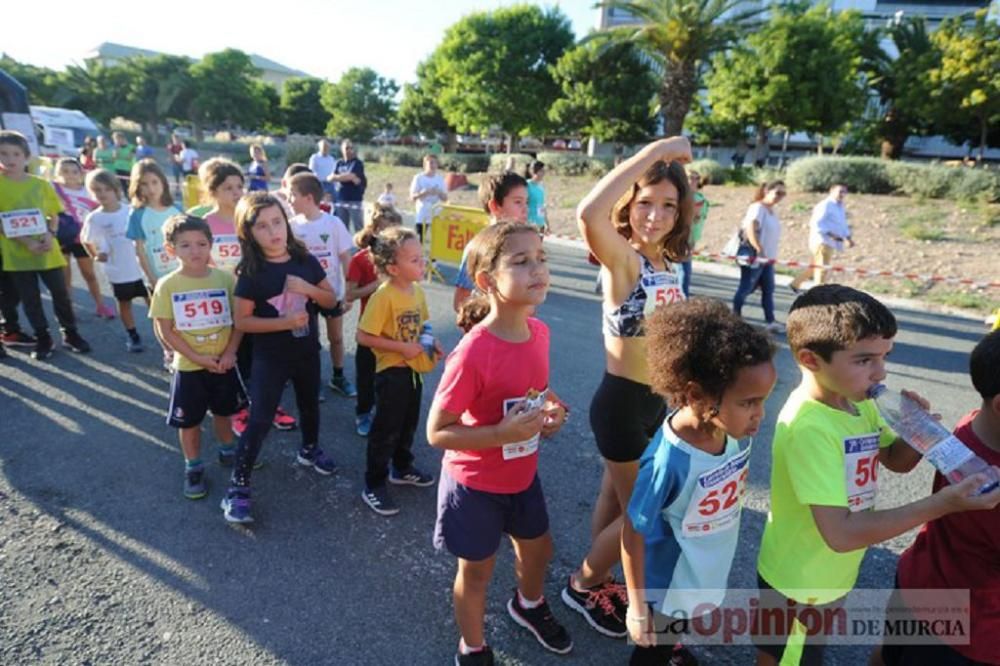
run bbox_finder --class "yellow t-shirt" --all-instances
[358,281,431,373]
[757,389,896,604]
[149,267,235,372]
[0,173,66,271]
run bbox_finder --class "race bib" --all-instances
[680,445,752,537]
[501,389,547,461]
[844,433,880,512]
[211,234,241,270]
[311,249,334,275]
[642,271,684,316]
[1,208,47,238]
[149,243,179,277]
[171,289,232,331]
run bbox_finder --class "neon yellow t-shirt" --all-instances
[0,174,66,271]
[358,281,432,374]
[149,267,235,372]
[757,389,896,604]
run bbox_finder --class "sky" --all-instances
[2,1,599,86]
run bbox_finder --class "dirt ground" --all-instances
[367,165,1000,316]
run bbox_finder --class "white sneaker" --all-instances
[765,322,785,334]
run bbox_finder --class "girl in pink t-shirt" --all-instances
[427,222,571,663]
[196,158,245,273]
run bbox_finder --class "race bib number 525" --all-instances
[171,289,232,331]
[642,271,684,316]
[1,209,47,238]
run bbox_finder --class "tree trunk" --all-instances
[754,125,769,166]
[817,134,823,156]
[781,129,790,163]
[659,60,697,136]
[978,115,987,164]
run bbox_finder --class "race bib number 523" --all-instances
[171,289,232,331]
[1,209,47,238]
[680,445,752,537]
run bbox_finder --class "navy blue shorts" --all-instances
[166,368,241,428]
[433,468,549,561]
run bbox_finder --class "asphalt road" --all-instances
[0,241,988,666]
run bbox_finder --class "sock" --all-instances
[185,458,202,470]
[333,366,344,378]
[517,590,543,609]
[458,638,484,655]
[219,444,235,454]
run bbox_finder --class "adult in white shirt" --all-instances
[409,154,448,243]
[308,139,337,203]
[732,180,786,333]
[790,184,853,291]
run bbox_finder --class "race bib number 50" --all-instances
[681,445,752,537]
[1,209,47,238]
[845,433,880,512]
[171,289,232,331]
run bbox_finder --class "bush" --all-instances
[283,138,317,167]
[786,156,895,194]
[688,159,728,185]
[488,153,536,174]
[536,152,611,177]
[437,153,491,173]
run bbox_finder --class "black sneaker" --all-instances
[388,465,434,487]
[455,646,495,666]
[63,329,91,353]
[184,465,207,500]
[507,590,572,654]
[32,333,54,360]
[560,576,627,638]
[361,485,399,516]
[1,330,36,347]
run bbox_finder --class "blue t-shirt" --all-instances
[333,158,366,202]
[454,245,474,291]
[527,181,545,228]
[628,418,751,617]
[247,161,268,192]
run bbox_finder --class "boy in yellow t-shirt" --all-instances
[149,214,242,501]
[754,285,1000,665]
[0,130,90,359]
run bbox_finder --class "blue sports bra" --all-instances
[602,253,683,338]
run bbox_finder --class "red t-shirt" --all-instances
[895,410,1000,663]
[347,249,378,313]
[434,318,550,494]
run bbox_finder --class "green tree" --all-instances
[52,61,134,127]
[705,4,866,161]
[928,9,1000,161]
[253,80,284,134]
[320,67,398,142]
[398,57,453,144]
[432,5,574,149]
[189,49,266,131]
[548,38,658,148]
[122,55,197,140]
[595,0,766,136]
[280,77,328,135]
[0,55,62,106]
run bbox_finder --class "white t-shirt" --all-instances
[808,198,850,252]
[308,153,336,183]
[377,191,397,208]
[81,205,144,285]
[741,202,781,261]
[179,148,199,172]
[410,172,447,227]
[289,211,354,298]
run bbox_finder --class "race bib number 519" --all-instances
[171,289,232,331]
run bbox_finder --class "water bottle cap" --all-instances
[422,323,433,332]
[866,383,888,399]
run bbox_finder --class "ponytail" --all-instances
[354,203,402,249]
[456,292,490,332]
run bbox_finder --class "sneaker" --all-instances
[296,447,337,475]
[560,576,627,638]
[328,375,357,397]
[455,646,495,666]
[765,322,785,334]
[355,412,373,437]
[217,448,263,470]
[788,283,801,295]
[231,409,249,437]
[32,333,54,360]
[361,485,399,516]
[96,304,116,319]
[184,465,207,500]
[507,591,573,654]
[63,329,91,353]
[125,336,144,353]
[272,406,297,430]
[221,489,253,524]
[671,644,699,665]
[388,466,435,487]
[1,331,36,347]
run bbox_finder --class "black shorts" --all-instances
[318,301,344,318]
[589,372,667,462]
[166,368,241,428]
[751,573,846,666]
[62,241,89,259]
[112,279,149,302]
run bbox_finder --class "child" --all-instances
[220,192,338,524]
[621,298,776,664]
[126,159,184,289]
[178,141,199,177]
[410,154,448,243]
[428,222,572,663]
[197,158,245,272]
[875,329,1000,666]
[81,169,149,352]
[288,172,357,397]
[110,131,135,191]
[376,182,396,208]
[149,215,243,499]
[452,171,529,313]
[525,160,548,233]
[676,169,709,298]
[246,144,270,192]
[347,203,402,436]
[356,226,440,516]
[0,130,90,360]
[52,157,113,318]
[753,284,1000,665]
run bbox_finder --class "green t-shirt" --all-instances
[94,147,114,169]
[149,267,235,372]
[690,191,709,246]
[0,174,66,271]
[757,389,896,604]
[112,144,135,172]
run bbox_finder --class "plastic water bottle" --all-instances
[419,323,436,359]
[868,384,999,494]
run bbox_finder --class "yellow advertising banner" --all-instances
[429,205,489,265]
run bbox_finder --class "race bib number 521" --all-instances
[171,289,232,331]
[1,209,47,238]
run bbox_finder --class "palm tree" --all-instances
[594,0,767,136]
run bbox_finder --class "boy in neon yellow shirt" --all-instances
[0,130,90,359]
[754,285,1000,665]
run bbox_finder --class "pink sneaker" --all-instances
[96,304,116,319]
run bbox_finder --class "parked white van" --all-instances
[30,105,100,157]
